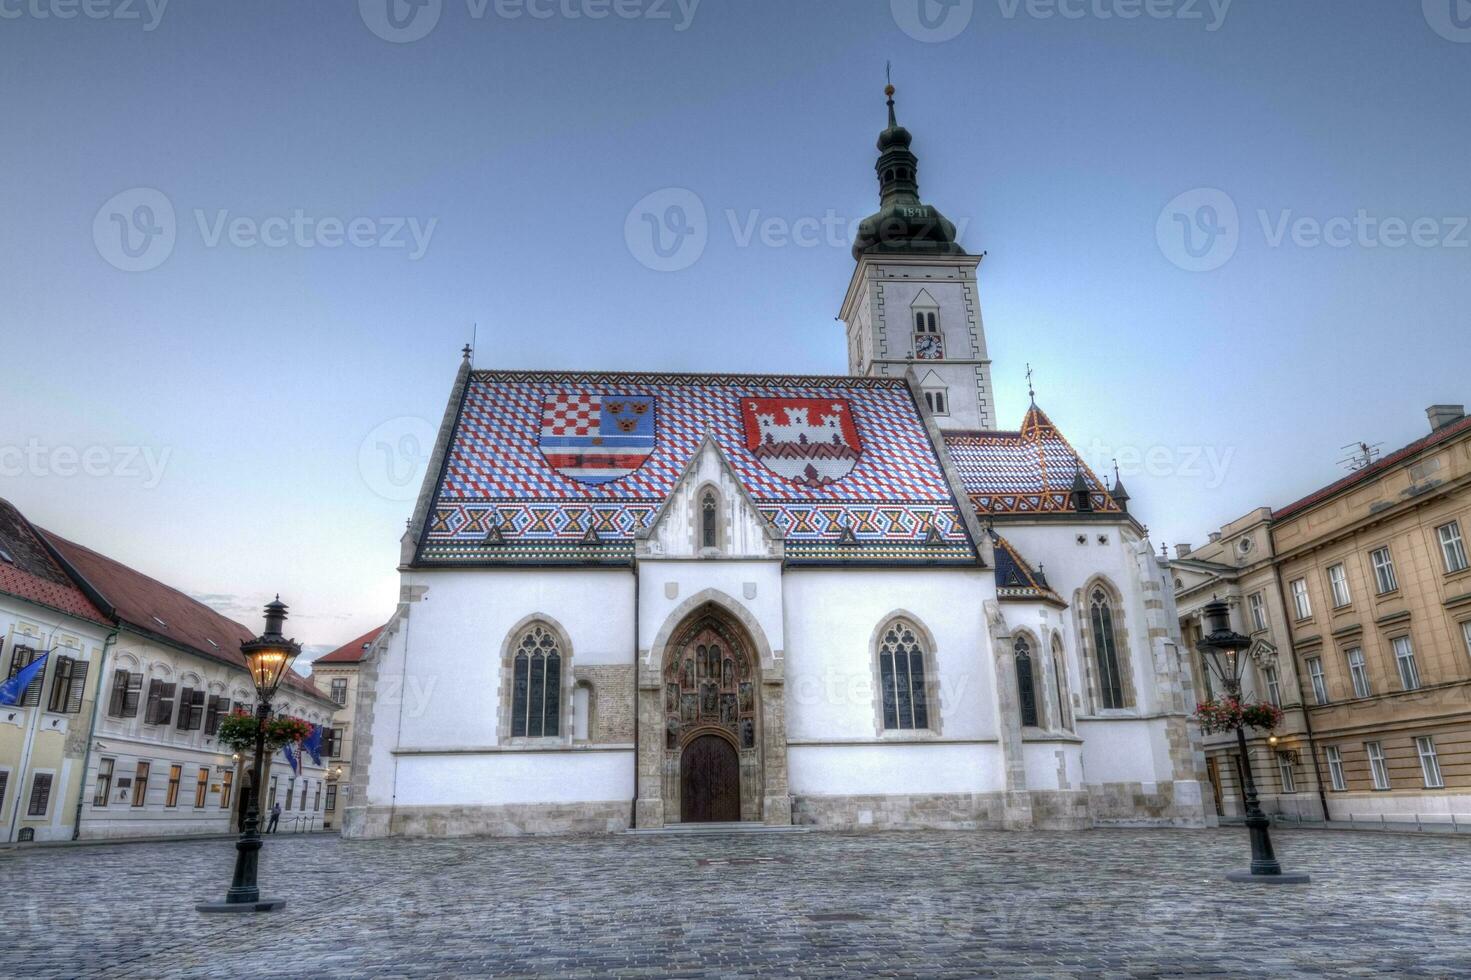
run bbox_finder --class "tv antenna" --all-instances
[1338,441,1382,472]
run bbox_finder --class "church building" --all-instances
[345,88,1207,837]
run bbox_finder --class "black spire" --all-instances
[1110,459,1131,513]
[852,78,966,260]
[1070,466,1093,513]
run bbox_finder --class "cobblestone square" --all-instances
[3,827,1468,978]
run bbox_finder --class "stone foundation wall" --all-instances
[793,792,1006,830]
[1029,790,1092,830]
[348,801,631,839]
[1087,779,1207,828]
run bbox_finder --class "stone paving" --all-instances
[3,826,1469,978]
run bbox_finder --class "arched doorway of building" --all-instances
[680,733,741,822]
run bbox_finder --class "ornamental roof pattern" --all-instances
[943,405,1122,516]
[418,371,978,564]
[991,532,1064,605]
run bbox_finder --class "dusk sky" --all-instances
[2,0,1468,657]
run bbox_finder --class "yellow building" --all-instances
[310,624,386,829]
[1178,404,1471,827]
[0,500,114,843]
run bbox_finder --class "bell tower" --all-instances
[839,82,996,432]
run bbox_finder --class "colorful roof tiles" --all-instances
[944,405,1121,517]
[991,532,1064,605]
[419,371,978,564]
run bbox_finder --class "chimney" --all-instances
[1427,404,1465,432]
[1208,532,1222,544]
[1176,543,1193,558]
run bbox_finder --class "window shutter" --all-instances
[123,673,142,717]
[65,660,89,714]
[109,670,128,716]
[159,683,176,726]
[48,656,74,713]
[176,688,194,730]
[145,680,162,724]
[0,770,7,810]
[28,773,52,816]
[11,646,44,707]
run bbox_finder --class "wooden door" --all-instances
[680,734,740,822]
[1206,757,1224,816]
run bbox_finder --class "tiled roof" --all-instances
[315,624,386,665]
[42,533,330,703]
[944,405,1121,516]
[1274,413,1471,520]
[0,500,109,626]
[420,371,978,564]
[991,532,1064,605]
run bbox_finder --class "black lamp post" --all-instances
[1197,599,1309,884]
[198,597,302,913]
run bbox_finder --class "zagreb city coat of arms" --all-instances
[539,394,656,485]
[741,396,863,487]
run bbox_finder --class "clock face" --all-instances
[914,334,944,359]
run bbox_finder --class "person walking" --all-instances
[267,801,282,834]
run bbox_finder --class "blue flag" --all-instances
[0,652,47,706]
[282,740,301,775]
[302,724,323,766]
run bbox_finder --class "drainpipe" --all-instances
[631,561,640,829]
[71,628,120,840]
[1269,573,1331,823]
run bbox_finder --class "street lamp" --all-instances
[197,597,302,913]
[1196,599,1309,884]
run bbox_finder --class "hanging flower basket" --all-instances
[216,709,313,753]
[1194,697,1283,735]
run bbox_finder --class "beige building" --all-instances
[1177,404,1471,827]
[310,624,384,829]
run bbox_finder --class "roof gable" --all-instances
[418,371,978,565]
[315,624,387,665]
[0,500,108,626]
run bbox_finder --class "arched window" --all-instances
[1089,588,1126,710]
[700,489,718,549]
[1051,634,1072,731]
[511,623,562,738]
[878,620,930,731]
[1014,635,1039,727]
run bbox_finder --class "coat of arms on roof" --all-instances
[740,397,863,488]
[538,394,656,486]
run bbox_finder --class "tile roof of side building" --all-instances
[41,531,332,703]
[944,404,1123,517]
[314,624,387,665]
[1274,412,1471,520]
[0,499,109,626]
[417,369,980,565]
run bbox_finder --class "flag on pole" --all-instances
[282,740,301,775]
[0,652,47,706]
[303,724,323,766]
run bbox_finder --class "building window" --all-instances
[324,727,342,759]
[1306,657,1328,705]
[6,645,45,707]
[325,783,337,812]
[1261,666,1281,707]
[108,670,143,717]
[912,307,943,359]
[700,489,718,549]
[1277,753,1297,793]
[165,765,182,808]
[1290,579,1312,620]
[330,678,348,705]
[0,770,8,813]
[1370,547,1398,594]
[285,779,295,811]
[1393,635,1421,691]
[1416,736,1445,788]
[301,780,309,811]
[923,389,948,415]
[1437,522,1469,573]
[144,680,176,726]
[268,776,278,810]
[131,761,150,807]
[511,623,563,738]
[176,688,205,731]
[47,655,89,714]
[1014,635,1039,728]
[1346,648,1372,699]
[1327,564,1351,608]
[1248,592,1268,632]
[878,619,930,731]
[1089,588,1126,710]
[93,758,114,807]
[1366,741,1390,790]
[1464,620,1471,663]
[220,771,233,809]
[27,773,53,816]
[204,696,230,735]
[193,767,209,808]
[1325,746,1347,791]
[313,785,321,812]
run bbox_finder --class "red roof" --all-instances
[1275,413,1471,520]
[0,500,109,626]
[944,404,1122,516]
[315,624,386,665]
[42,532,330,703]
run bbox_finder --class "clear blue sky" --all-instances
[2,1,1467,655]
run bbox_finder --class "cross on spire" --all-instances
[1025,363,1036,404]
